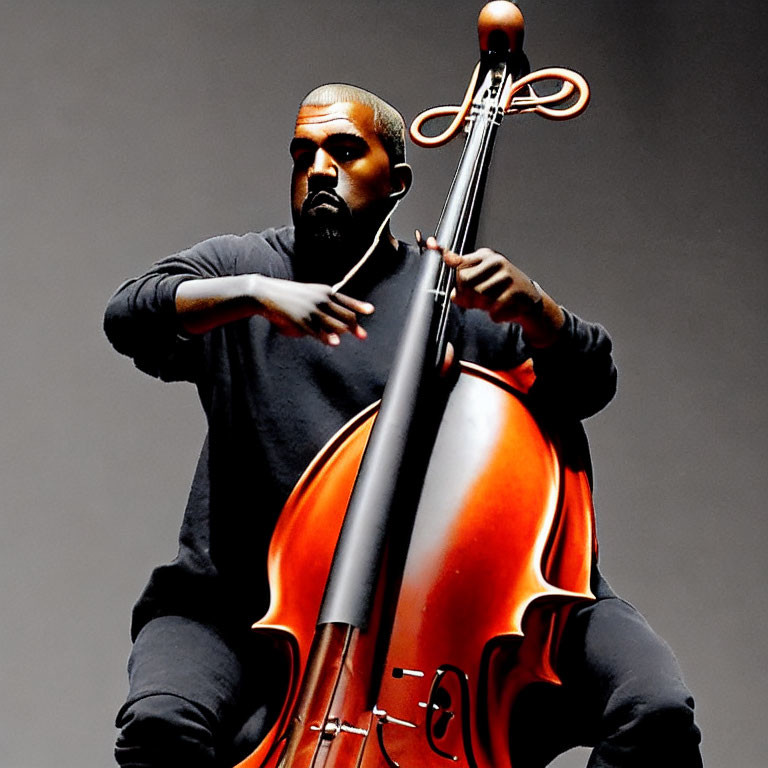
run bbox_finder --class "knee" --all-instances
[631,692,698,739]
[604,688,702,763]
[115,693,218,768]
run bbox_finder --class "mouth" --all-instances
[304,190,345,213]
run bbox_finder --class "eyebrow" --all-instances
[289,133,369,154]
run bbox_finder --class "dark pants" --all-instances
[114,616,287,768]
[115,599,702,768]
[508,597,703,767]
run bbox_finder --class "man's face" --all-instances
[290,102,395,258]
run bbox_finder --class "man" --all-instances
[105,84,702,767]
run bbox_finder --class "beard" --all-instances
[295,190,354,249]
[293,190,390,283]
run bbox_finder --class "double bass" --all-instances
[238,3,594,766]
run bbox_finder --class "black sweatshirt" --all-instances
[104,227,617,638]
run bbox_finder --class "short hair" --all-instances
[299,84,406,166]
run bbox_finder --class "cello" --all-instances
[237,3,594,767]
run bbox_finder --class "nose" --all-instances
[308,148,337,186]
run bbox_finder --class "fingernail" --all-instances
[328,334,340,345]
[356,327,368,339]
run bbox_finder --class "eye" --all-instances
[289,139,316,170]
[331,142,365,163]
[291,149,313,170]
[336,147,356,161]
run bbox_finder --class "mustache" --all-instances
[301,189,351,218]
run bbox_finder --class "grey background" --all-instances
[1,1,765,766]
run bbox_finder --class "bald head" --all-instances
[300,84,406,166]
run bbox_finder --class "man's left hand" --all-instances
[427,237,566,348]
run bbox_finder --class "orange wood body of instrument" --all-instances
[236,362,595,768]
[235,5,598,766]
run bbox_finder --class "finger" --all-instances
[311,307,371,344]
[322,300,360,329]
[448,247,499,271]
[332,292,375,316]
[489,288,519,323]
[473,272,513,301]
[312,311,355,338]
[451,287,484,311]
[450,285,482,310]
[309,325,341,346]
[296,309,341,344]
[426,236,471,270]
[450,283,475,309]
[326,298,370,340]
[454,260,500,288]
[427,236,459,266]
[454,270,513,312]
[452,251,505,283]
[442,249,464,268]
[440,341,455,376]
[326,309,368,340]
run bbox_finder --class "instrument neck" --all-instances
[435,62,508,255]
[433,59,509,365]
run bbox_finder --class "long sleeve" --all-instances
[461,306,617,422]
[104,234,270,382]
[526,308,617,421]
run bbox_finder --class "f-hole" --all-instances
[431,687,454,739]
[425,665,478,767]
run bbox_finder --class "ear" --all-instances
[389,162,413,201]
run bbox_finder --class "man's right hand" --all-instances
[252,277,373,345]
[176,274,374,345]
